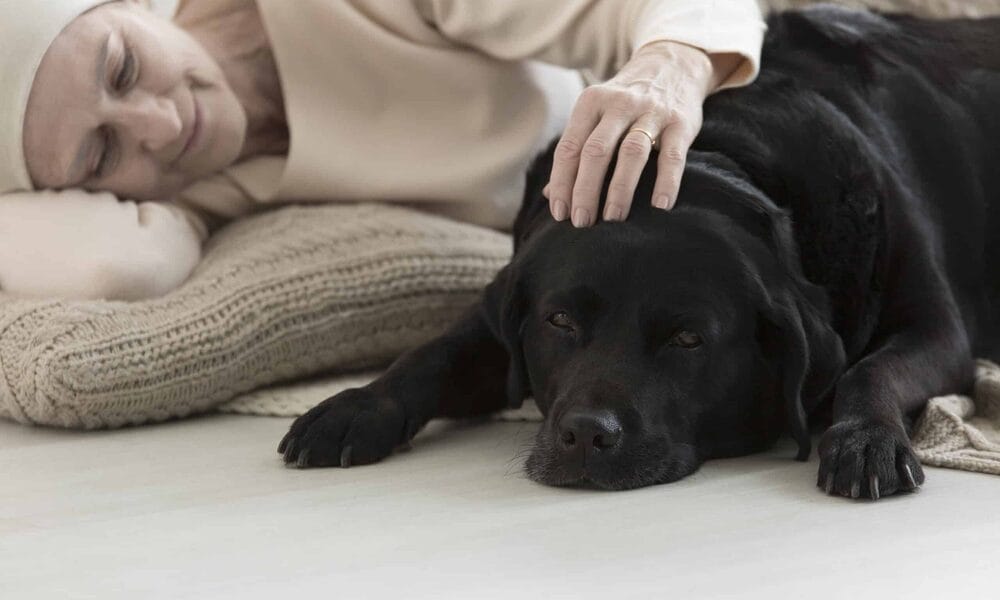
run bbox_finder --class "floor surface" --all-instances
[2,414,998,599]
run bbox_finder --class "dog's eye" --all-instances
[546,311,576,331]
[668,330,702,349]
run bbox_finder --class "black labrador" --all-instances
[279,5,1000,499]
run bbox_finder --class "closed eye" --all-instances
[89,41,136,182]
[112,46,139,93]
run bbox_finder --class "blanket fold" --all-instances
[911,360,1000,475]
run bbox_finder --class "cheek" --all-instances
[133,17,218,86]
[203,87,247,159]
[522,340,553,413]
[697,344,763,418]
[692,343,756,405]
[648,346,735,421]
[110,160,182,201]
[521,324,577,412]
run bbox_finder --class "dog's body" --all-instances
[280,6,1000,498]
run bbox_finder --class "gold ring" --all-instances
[628,127,659,148]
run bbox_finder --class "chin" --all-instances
[523,435,701,491]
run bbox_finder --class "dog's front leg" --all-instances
[818,314,972,499]
[278,306,511,468]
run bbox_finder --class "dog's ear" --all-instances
[752,202,844,461]
[714,179,847,462]
[757,279,845,462]
[480,263,531,409]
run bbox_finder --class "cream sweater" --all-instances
[0,0,765,300]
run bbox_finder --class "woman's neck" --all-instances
[175,0,289,161]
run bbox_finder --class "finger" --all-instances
[604,121,659,222]
[570,116,632,227]
[543,183,563,220]
[548,90,602,222]
[651,121,698,211]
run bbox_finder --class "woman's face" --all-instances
[23,1,246,200]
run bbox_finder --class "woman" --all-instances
[0,0,765,300]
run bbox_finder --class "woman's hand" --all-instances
[544,41,740,226]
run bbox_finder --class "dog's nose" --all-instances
[557,408,623,452]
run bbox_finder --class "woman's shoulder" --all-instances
[172,0,258,27]
[178,155,286,219]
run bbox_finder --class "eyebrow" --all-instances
[65,34,111,186]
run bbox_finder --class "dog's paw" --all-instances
[816,419,924,500]
[277,387,411,469]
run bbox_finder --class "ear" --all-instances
[480,264,531,409]
[721,183,847,461]
[758,281,845,462]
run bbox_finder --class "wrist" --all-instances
[634,40,736,97]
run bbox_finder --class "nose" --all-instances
[557,408,623,453]
[113,90,182,153]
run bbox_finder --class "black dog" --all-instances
[279,5,1000,498]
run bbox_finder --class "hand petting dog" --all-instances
[543,41,742,226]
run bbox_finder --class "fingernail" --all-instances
[653,195,671,210]
[604,206,623,221]
[552,200,569,221]
[571,207,590,228]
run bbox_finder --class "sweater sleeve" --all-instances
[0,189,207,301]
[414,0,766,90]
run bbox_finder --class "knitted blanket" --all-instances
[911,361,1000,474]
[0,204,511,428]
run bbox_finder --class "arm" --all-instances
[0,189,207,301]
[415,0,763,86]
[416,0,766,224]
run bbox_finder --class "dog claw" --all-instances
[903,464,918,489]
[296,448,311,468]
[282,438,298,464]
[850,481,860,499]
[824,473,834,494]
[869,475,880,501]
[340,445,353,468]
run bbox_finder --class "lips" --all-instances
[176,94,202,164]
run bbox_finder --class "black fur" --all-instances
[279,5,999,498]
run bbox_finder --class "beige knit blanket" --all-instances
[0,204,511,429]
[910,362,1000,474]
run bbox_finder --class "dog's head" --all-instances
[485,152,845,490]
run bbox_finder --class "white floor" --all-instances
[2,414,998,600]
